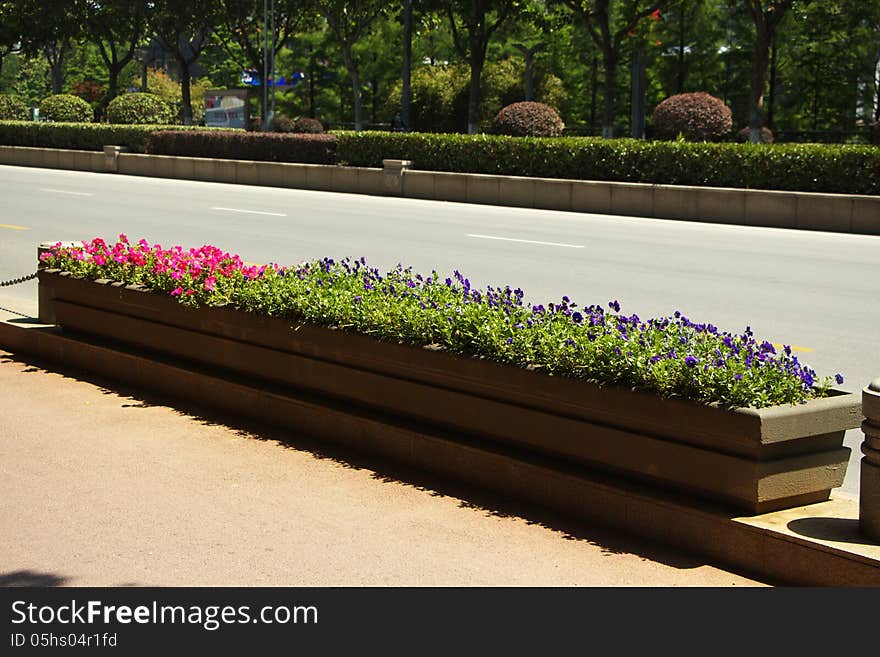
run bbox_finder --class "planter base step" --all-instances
[2,310,879,586]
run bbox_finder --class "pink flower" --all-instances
[204,276,216,291]
[170,287,183,296]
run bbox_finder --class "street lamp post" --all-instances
[261,0,275,131]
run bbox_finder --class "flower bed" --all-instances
[42,235,840,410]
[38,236,861,512]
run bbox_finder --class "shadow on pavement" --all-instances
[0,570,69,587]
[0,350,769,580]
[787,517,865,545]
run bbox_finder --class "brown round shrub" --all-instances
[292,117,325,134]
[652,92,732,142]
[491,101,564,137]
[736,126,775,144]
[271,115,296,132]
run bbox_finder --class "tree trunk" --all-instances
[107,64,121,103]
[749,24,771,143]
[767,35,777,130]
[401,0,412,131]
[179,56,193,125]
[677,1,686,94]
[342,46,362,131]
[601,50,618,138]
[590,57,598,132]
[46,43,66,95]
[467,47,483,135]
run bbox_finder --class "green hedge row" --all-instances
[2,122,878,195]
[145,130,336,164]
[0,121,235,153]
[335,132,880,195]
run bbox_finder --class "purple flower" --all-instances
[609,299,620,312]
[835,373,844,385]
[685,356,698,368]
[572,312,583,324]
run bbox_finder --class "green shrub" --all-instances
[146,130,336,164]
[652,92,732,142]
[0,121,235,152]
[39,94,93,123]
[492,102,564,137]
[106,93,174,125]
[336,131,880,195]
[384,59,567,133]
[0,95,29,121]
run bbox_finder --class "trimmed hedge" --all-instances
[2,120,877,195]
[145,130,337,164]
[492,102,564,137]
[336,132,880,195]
[39,94,93,123]
[0,95,29,121]
[653,92,732,142]
[0,121,236,153]
[106,93,174,125]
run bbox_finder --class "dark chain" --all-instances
[0,271,38,287]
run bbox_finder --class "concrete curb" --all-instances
[2,314,879,586]
[1,144,877,235]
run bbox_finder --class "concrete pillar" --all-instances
[861,378,880,542]
[103,145,128,173]
[382,159,411,196]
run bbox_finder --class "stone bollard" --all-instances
[382,159,411,196]
[861,378,880,542]
[103,145,128,173]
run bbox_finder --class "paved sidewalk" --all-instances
[0,351,765,587]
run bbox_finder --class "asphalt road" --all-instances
[1,164,878,495]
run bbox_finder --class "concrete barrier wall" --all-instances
[2,144,877,235]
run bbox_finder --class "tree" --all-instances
[309,0,387,131]
[0,2,23,80]
[218,0,314,127]
[16,0,81,94]
[742,0,801,142]
[562,0,670,138]
[149,0,220,125]
[74,0,149,106]
[444,0,518,134]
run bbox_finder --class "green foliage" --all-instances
[39,93,93,122]
[145,130,336,164]
[385,59,567,133]
[129,69,213,124]
[336,131,880,194]
[0,120,233,152]
[492,101,564,137]
[652,92,733,142]
[0,94,28,120]
[106,92,175,125]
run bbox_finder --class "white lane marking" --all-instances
[467,233,585,249]
[212,206,287,217]
[40,188,94,196]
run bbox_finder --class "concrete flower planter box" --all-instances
[39,269,862,513]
